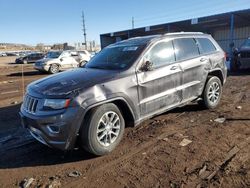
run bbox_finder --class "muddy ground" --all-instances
[0,57,249,188]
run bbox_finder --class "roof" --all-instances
[108,32,210,47]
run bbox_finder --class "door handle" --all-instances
[200,57,207,62]
[170,65,179,70]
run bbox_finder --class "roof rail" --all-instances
[164,32,204,35]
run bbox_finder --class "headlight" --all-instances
[44,99,70,110]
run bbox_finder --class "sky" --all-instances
[0,0,250,45]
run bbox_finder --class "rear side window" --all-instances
[146,41,175,67]
[196,38,217,54]
[173,38,199,61]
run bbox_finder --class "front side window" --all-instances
[145,41,175,67]
[196,38,216,54]
[61,51,71,57]
[33,54,38,58]
[85,45,145,70]
[46,51,62,58]
[173,38,199,61]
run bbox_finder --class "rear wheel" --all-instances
[80,103,125,156]
[201,76,222,109]
[49,64,59,74]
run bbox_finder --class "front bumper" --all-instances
[34,64,50,72]
[19,105,83,151]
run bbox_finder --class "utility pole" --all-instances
[132,16,134,29]
[82,11,87,50]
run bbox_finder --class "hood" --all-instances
[28,68,118,97]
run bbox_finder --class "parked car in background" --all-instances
[20,32,227,156]
[0,52,7,57]
[6,52,17,56]
[34,51,80,74]
[77,50,91,66]
[231,38,250,71]
[15,52,44,64]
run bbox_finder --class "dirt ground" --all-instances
[0,57,249,188]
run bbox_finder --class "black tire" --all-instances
[49,64,59,74]
[201,76,222,109]
[79,60,87,67]
[80,103,125,156]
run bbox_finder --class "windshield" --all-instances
[85,45,145,70]
[241,39,250,48]
[46,51,62,58]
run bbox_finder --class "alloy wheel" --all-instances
[96,111,121,147]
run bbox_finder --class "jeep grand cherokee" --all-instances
[20,32,227,156]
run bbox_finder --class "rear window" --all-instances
[196,38,217,54]
[173,38,199,61]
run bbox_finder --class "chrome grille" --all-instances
[23,95,39,114]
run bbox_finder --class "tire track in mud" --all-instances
[193,136,250,187]
[65,84,250,187]
[65,112,214,187]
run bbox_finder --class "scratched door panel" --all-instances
[137,64,182,116]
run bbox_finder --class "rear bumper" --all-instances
[19,106,83,151]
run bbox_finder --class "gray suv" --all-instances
[20,32,227,156]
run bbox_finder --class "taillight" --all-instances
[224,52,227,61]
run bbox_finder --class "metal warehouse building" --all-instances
[100,9,250,58]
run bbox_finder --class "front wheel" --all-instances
[49,64,59,74]
[80,103,125,156]
[201,76,222,109]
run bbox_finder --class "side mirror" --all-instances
[233,47,238,53]
[140,60,154,72]
[60,57,64,62]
